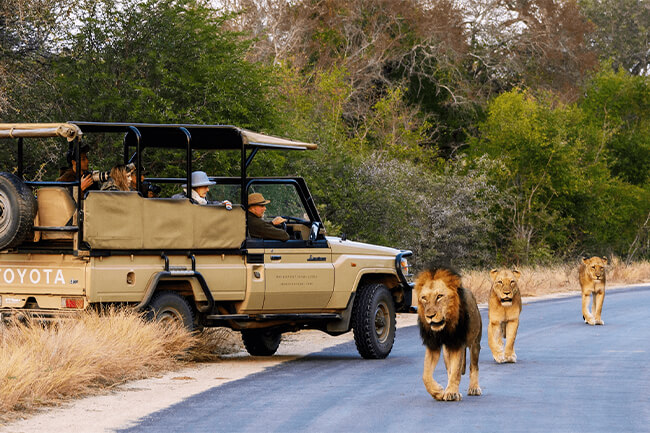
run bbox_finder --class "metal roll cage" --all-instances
[10,121,317,251]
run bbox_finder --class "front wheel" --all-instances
[351,283,396,359]
[148,291,197,332]
[241,329,282,356]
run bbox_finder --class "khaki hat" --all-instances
[248,192,270,206]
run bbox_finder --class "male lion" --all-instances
[488,269,522,363]
[415,267,482,401]
[579,256,607,325]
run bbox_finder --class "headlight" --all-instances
[400,257,410,276]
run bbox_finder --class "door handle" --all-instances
[270,255,282,260]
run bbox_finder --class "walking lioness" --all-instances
[579,256,607,325]
[488,269,522,363]
[415,267,482,401]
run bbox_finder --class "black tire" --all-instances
[148,291,197,332]
[241,329,282,356]
[351,283,396,359]
[0,172,37,250]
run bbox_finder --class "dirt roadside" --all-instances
[1,314,419,433]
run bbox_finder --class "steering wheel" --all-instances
[282,216,310,226]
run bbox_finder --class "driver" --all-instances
[247,192,289,241]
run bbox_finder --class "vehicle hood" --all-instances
[327,236,402,256]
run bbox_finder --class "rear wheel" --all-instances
[148,291,197,332]
[351,283,396,359]
[241,329,282,356]
[0,172,37,250]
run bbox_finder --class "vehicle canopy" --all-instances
[1,121,316,201]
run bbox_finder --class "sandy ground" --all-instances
[3,285,639,433]
[1,314,419,433]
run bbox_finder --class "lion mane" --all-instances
[415,267,482,401]
[418,271,470,351]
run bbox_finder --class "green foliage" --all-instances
[579,67,650,185]
[471,90,597,263]
[470,84,650,264]
[47,0,283,179]
[56,0,277,127]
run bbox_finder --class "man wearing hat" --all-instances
[57,143,96,192]
[247,192,289,241]
[172,171,232,208]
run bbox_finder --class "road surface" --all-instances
[120,285,650,433]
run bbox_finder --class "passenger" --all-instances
[172,171,232,209]
[129,165,158,196]
[100,164,134,191]
[145,183,161,198]
[247,192,289,241]
[57,143,96,192]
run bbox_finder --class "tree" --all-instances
[465,0,598,101]
[579,67,650,185]
[46,0,283,179]
[0,0,74,120]
[579,0,650,76]
[222,0,474,153]
[470,90,591,263]
[55,0,278,127]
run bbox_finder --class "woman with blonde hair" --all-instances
[100,164,133,192]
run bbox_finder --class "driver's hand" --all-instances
[272,216,287,226]
[81,174,94,192]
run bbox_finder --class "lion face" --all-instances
[415,269,461,332]
[582,256,607,282]
[489,269,521,306]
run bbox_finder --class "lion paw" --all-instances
[468,386,482,396]
[585,316,596,325]
[442,391,462,401]
[504,353,517,363]
[595,319,604,325]
[493,354,506,363]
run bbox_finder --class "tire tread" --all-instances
[0,172,37,249]
[351,283,396,359]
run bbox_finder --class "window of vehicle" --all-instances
[249,183,310,222]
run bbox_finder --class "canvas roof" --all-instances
[0,122,317,150]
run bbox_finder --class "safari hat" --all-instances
[248,192,270,206]
[182,171,215,188]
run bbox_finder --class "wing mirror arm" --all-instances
[309,221,322,244]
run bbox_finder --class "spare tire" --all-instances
[0,172,37,250]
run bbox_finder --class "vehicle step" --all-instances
[204,313,341,321]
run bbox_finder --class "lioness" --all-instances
[415,267,482,401]
[488,269,522,363]
[579,256,607,325]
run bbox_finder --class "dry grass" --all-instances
[0,308,241,423]
[187,327,243,362]
[463,257,650,304]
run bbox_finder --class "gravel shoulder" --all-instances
[2,314,419,433]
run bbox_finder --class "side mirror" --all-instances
[309,222,322,243]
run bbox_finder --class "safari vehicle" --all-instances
[0,122,413,359]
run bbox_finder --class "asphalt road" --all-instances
[121,286,650,433]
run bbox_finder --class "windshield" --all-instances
[248,183,310,221]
